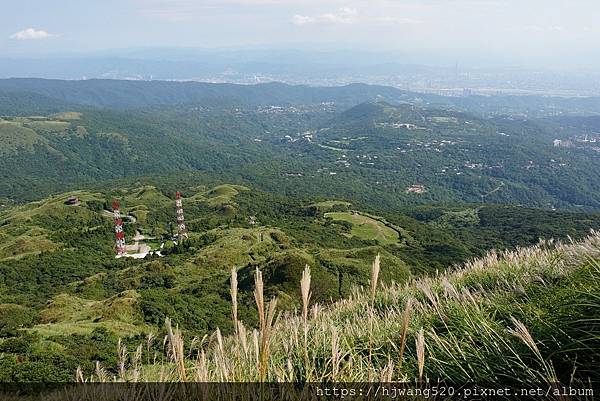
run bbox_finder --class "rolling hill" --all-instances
[1,181,599,381]
[1,99,600,210]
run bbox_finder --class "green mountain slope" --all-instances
[63,230,600,387]
[1,101,600,210]
[0,182,599,381]
[297,101,600,209]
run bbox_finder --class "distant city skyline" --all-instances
[2,0,600,69]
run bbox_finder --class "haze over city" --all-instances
[2,0,600,67]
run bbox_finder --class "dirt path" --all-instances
[133,230,145,242]
[127,230,150,253]
[102,210,136,223]
[482,181,505,199]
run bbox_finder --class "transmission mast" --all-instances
[113,200,126,256]
[175,191,188,239]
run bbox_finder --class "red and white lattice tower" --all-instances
[175,191,188,239]
[112,200,126,256]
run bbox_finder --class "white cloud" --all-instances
[293,7,358,26]
[9,28,52,40]
[292,15,316,25]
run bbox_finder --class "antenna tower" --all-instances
[175,191,188,239]
[113,200,126,256]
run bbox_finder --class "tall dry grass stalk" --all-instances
[370,254,381,305]
[254,268,266,379]
[146,332,155,365]
[380,358,394,382]
[300,264,312,377]
[238,321,249,356]
[416,328,425,382]
[311,303,320,320]
[368,254,381,381]
[131,344,143,382]
[214,328,228,380]
[165,317,186,381]
[252,329,260,370]
[398,297,413,367]
[509,318,539,356]
[75,366,84,382]
[509,317,557,381]
[254,268,265,332]
[117,339,127,381]
[95,361,108,383]
[254,267,278,381]
[331,326,340,380]
[230,267,240,379]
[195,350,208,381]
[231,267,238,333]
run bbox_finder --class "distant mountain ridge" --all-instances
[0,91,79,115]
[0,78,415,110]
[3,78,600,117]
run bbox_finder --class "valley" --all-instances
[1,94,600,212]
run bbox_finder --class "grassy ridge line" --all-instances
[325,212,400,245]
[81,231,600,384]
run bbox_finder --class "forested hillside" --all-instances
[2,99,599,210]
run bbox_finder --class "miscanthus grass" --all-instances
[78,231,600,385]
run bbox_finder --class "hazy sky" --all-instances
[2,0,600,67]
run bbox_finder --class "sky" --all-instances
[1,0,600,68]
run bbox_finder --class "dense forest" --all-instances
[1,99,599,210]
